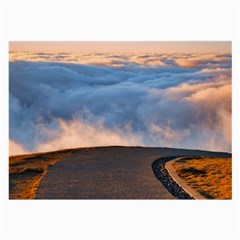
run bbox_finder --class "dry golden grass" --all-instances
[9,149,73,199]
[172,157,232,199]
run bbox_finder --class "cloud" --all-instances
[174,59,199,68]
[9,140,29,156]
[9,52,232,155]
[174,53,231,68]
[35,118,143,153]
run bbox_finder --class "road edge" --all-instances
[165,157,207,200]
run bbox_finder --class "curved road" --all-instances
[36,146,230,199]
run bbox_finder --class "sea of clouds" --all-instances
[9,51,231,155]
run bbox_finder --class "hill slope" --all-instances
[9,146,231,199]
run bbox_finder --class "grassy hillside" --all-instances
[171,157,232,199]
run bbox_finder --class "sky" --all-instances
[9,42,231,155]
[9,41,231,54]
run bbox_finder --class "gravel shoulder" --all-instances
[152,156,194,199]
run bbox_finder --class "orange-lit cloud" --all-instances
[9,140,29,156]
[35,119,143,153]
[174,59,199,68]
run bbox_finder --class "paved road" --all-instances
[36,147,230,199]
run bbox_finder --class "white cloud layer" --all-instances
[9,51,231,155]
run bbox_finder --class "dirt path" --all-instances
[35,147,230,199]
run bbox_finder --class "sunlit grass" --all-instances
[9,149,73,199]
[172,157,232,199]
